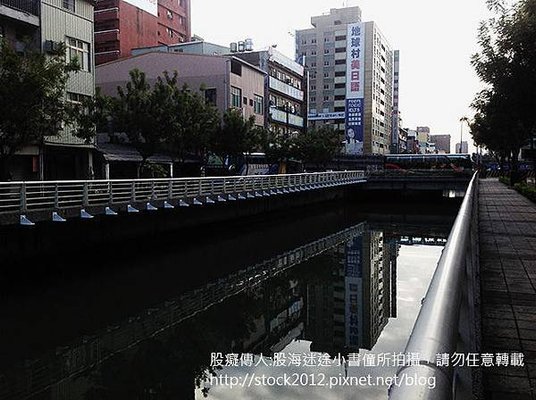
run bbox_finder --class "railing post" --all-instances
[83,181,89,208]
[167,179,173,199]
[20,183,27,213]
[54,183,59,209]
[130,181,136,203]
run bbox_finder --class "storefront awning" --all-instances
[97,143,173,164]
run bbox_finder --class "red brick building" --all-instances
[94,0,190,65]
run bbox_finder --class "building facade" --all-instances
[232,47,306,135]
[391,50,401,153]
[41,0,96,180]
[430,134,451,154]
[133,41,307,135]
[94,0,190,65]
[296,7,394,155]
[1,0,95,180]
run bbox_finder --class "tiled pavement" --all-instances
[479,179,536,400]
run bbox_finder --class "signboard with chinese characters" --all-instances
[345,235,363,348]
[345,23,365,154]
[307,112,346,121]
[124,0,157,17]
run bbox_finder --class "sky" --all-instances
[191,0,492,152]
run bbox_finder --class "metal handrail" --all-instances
[0,171,365,215]
[389,172,478,400]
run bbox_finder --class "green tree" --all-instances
[168,83,220,165]
[470,0,536,182]
[110,69,178,177]
[210,109,263,171]
[294,126,342,169]
[0,40,80,180]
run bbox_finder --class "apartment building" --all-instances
[94,0,190,65]
[296,7,395,155]
[1,0,95,180]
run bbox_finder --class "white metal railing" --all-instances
[0,171,365,217]
[389,172,479,400]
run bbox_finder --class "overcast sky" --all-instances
[192,0,491,151]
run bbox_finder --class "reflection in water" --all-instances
[0,209,451,400]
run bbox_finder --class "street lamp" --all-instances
[459,116,469,154]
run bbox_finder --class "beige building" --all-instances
[363,21,394,155]
[96,52,266,127]
[296,7,395,155]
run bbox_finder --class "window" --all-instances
[335,71,345,77]
[205,88,217,105]
[67,37,90,72]
[254,94,263,115]
[231,86,241,108]
[166,10,173,19]
[179,15,184,25]
[62,0,75,11]
[243,96,247,105]
[67,92,90,105]
[231,59,242,76]
[335,47,346,53]
[335,59,345,65]
[167,28,174,38]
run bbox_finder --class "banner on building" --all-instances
[345,23,365,155]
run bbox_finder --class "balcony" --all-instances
[269,106,304,128]
[0,0,40,26]
[268,76,304,102]
[95,28,119,42]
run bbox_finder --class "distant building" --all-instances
[456,141,469,154]
[431,134,451,154]
[132,39,229,57]
[296,7,395,155]
[391,50,401,153]
[232,47,306,134]
[94,0,191,65]
[405,129,419,154]
[1,0,95,180]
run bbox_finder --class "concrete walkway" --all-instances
[479,179,536,399]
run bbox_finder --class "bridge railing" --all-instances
[389,171,479,400]
[368,169,473,179]
[0,171,365,215]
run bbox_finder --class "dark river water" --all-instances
[0,200,458,400]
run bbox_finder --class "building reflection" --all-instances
[305,227,398,356]
[0,222,452,400]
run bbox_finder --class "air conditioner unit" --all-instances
[44,40,62,53]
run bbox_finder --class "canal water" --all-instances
[0,200,458,400]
